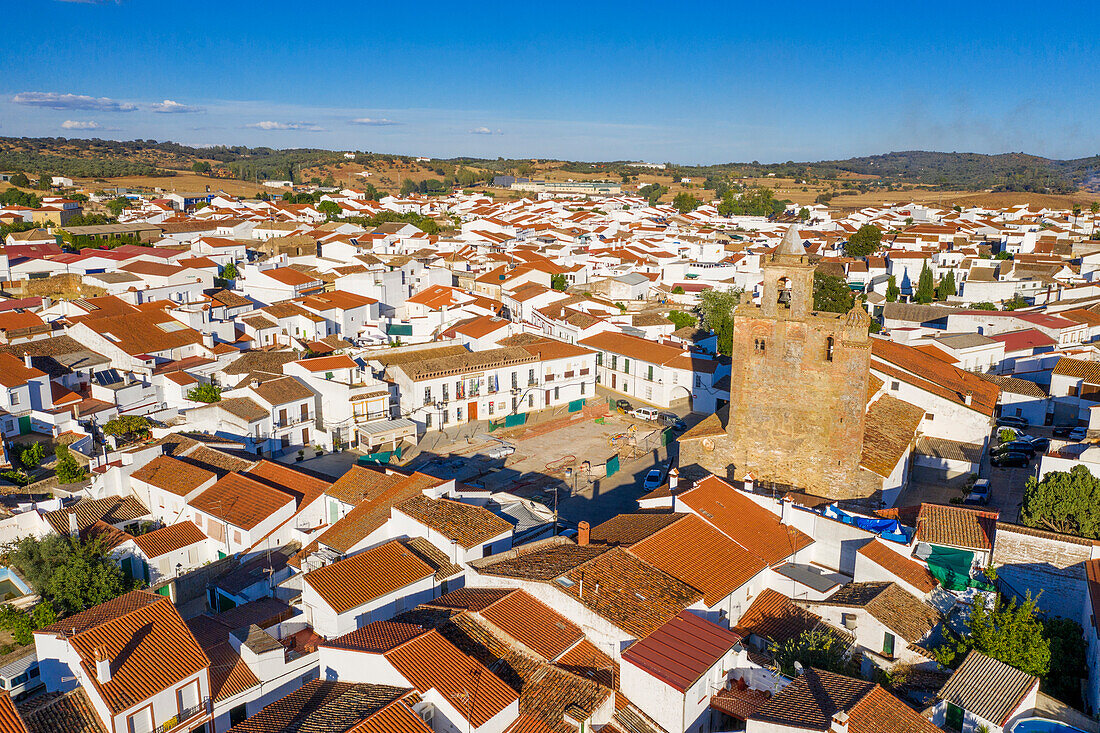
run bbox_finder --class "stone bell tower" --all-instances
[681,226,875,500]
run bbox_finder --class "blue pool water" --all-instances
[0,568,30,601]
[1012,718,1089,733]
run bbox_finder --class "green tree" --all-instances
[9,172,29,188]
[672,191,701,214]
[1090,202,1099,216]
[317,200,341,219]
[18,442,46,469]
[399,178,418,196]
[1041,617,1087,707]
[54,444,87,484]
[774,629,852,678]
[550,274,568,292]
[1021,465,1100,538]
[6,535,138,617]
[971,301,997,310]
[915,262,935,304]
[191,161,212,174]
[671,285,685,294]
[105,197,131,217]
[846,225,882,258]
[101,415,151,445]
[798,207,810,221]
[813,272,855,314]
[638,183,667,206]
[187,383,222,403]
[36,174,51,190]
[220,261,239,280]
[939,270,956,300]
[1003,294,1028,311]
[698,288,743,355]
[0,601,57,645]
[667,310,696,330]
[933,593,1050,678]
[322,174,336,188]
[886,275,900,303]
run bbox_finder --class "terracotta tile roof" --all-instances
[0,693,26,733]
[130,455,216,496]
[976,372,1047,398]
[860,395,924,477]
[325,465,406,505]
[396,494,512,548]
[185,615,260,702]
[316,471,440,553]
[217,396,268,422]
[399,537,463,581]
[132,521,207,558]
[19,689,104,733]
[916,503,997,551]
[936,650,1038,727]
[66,594,209,714]
[750,669,889,732]
[555,547,702,638]
[678,476,814,566]
[856,540,937,594]
[629,514,767,606]
[354,698,434,733]
[303,539,436,614]
[733,589,838,647]
[191,472,295,530]
[0,353,47,389]
[846,684,943,733]
[244,459,330,510]
[477,590,583,661]
[588,513,686,546]
[42,496,150,536]
[425,587,514,612]
[179,446,255,475]
[226,679,415,733]
[322,621,429,653]
[870,338,999,416]
[250,375,314,405]
[384,629,519,727]
[710,684,772,720]
[223,350,299,375]
[803,582,940,643]
[622,611,740,693]
[1052,355,1100,383]
[554,638,617,690]
[477,543,608,581]
[503,715,558,733]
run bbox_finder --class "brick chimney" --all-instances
[94,645,111,683]
[577,521,590,547]
[830,711,849,733]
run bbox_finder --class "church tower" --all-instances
[683,226,874,500]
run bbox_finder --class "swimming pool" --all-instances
[1011,718,1089,733]
[0,568,31,602]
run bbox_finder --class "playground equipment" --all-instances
[608,423,638,448]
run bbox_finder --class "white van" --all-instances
[631,407,659,421]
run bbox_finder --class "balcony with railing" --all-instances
[275,412,314,428]
[154,699,211,733]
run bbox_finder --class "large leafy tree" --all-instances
[5,535,139,617]
[54,444,87,484]
[666,310,696,330]
[914,262,935,304]
[1021,465,1100,539]
[672,192,701,214]
[717,186,787,218]
[102,415,151,445]
[697,288,743,355]
[187,383,222,403]
[845,225,882,258]
[933,593,1050,678]
[813,272,855,313]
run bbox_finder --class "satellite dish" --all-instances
[794,661,804,674]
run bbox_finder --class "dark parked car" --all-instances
[658,412,687,431]
[1021,436,1050,453]
[991,451,1031,468]
[996,416,1029,430]
[616,399,632,413]
[1053,426,1074,438]
[991,441,1035,456]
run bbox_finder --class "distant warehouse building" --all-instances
[511,179,622,196]
[58,222,163,243]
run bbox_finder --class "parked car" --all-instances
[1069,427,1089,441]
[643,468,664,490]
[1053,426,1088,441]
[1053,426,1075,438]
[991,441,1035,456]
[657,412,687,431]
[631,407,659,421]
[991,451,1031,468]
[996,416,1029,429]
[964,479,991,505]
[1020,436,1050,453]
[616,399,632,413]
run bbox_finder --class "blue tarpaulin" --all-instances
[825,505,908,543]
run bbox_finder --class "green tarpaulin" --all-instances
[606,455,620,476]
[926,545,991,591]
[568,399,585,413]
[504,413,526,428]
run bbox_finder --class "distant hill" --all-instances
[1,137,1097,195]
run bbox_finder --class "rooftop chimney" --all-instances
[577,521,590,547]
[964,391,973,406]
[22,352,31,369]
[202,332,215,349]
[830,710,849,733]
[67,512,78,537]
[668,468,679,493]
[94,646,111,684]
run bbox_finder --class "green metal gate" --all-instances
[606,455,620,476]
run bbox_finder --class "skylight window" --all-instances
[156,321,187,333]
[554,577,575,588]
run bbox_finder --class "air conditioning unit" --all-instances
[418,705,434,725]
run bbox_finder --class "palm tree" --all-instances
[1073,204,1082,229]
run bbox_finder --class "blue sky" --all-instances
[3,0,1098,163]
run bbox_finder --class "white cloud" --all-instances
[469,126,494,135]
[350,117,399,126]
[61,120,100,130]
[151,99,203,114]
[245,120,323,131]
[13,91,136,112]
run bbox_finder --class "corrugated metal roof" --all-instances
[936,650,1038,726]
[622,611,739,693]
